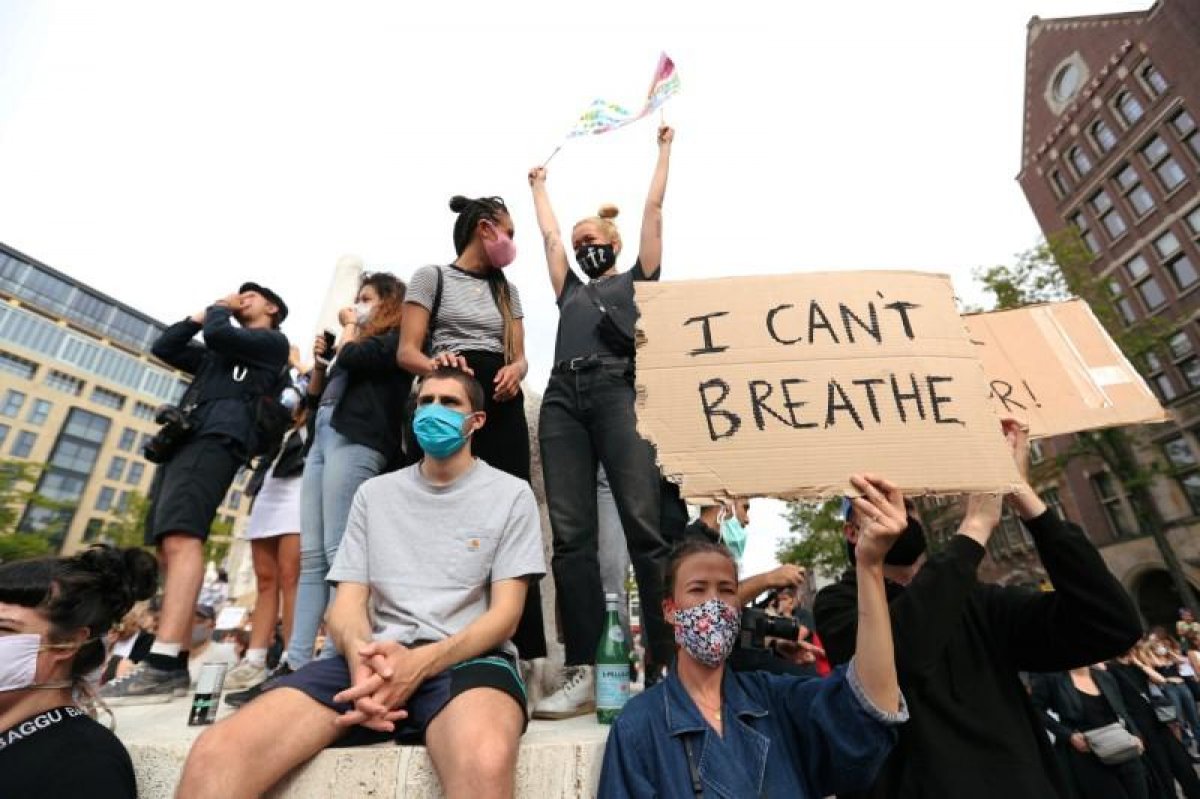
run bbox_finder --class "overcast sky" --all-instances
[0,0,1148,578]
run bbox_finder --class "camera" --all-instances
[738,607,801,651]
[142,404,195,464]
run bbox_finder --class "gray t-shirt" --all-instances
[407,265,524,356]
[327,460,545,658]
[553,263,659,363]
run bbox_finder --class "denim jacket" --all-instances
[598,662,906,799]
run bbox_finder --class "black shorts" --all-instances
[144,435,243,545]
[269,649,527,746]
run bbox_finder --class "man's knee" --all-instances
[160,533,203,560]
[185,721,241,774]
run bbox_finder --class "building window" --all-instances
[1155,231,1181,259]
[106,456,127,481]
[1090,190,1126,240]
[116,491,130,513]
[62,408,110,444]
[45,370,84,396]
[1167,253,1199,291]
[18,407,112,546]
[1068,145,1093,178]
[1090,119,1118,154]
[1143,135,1170,164]
[1168,332,1194,360]
[1141,136,1187,192]
[1115,91,1144,127]
[117,427,137,452]
[1189,207,1200,237]
[1041,487,1066,520]
[1145,350,1178,401]
[133,401,157,421]
[1115,163,1155,217]
[1108,280,1138,325]
[11,430,37,458]
[95,486,115,512]
[1181,358,1200,390]
[138,432,153,453]
[0,424,8,449]
[1091,471,1137,537]
[90,386,126,411]
[227,490,242,511]
[1070,212,1101,256]
[1050,169,1070,199]
[1126,255,1167,310]
[83,519,105,543]
[1170,110,1200,163]
[1140,63,1168,97]
[1163,435,1200,513]
[126,462,144,485]
[25,399,51,426]
[0,350,38,380]
[1,390,26,418]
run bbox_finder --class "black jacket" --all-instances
[1031,669,1141,741]
[813,510,1141,799]
[151,306,289,454]
[323,329,413,462]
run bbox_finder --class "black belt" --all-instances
[551,354,632,374]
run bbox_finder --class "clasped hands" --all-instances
[331,640,438,733]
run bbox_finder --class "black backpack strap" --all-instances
[431,265,445,327]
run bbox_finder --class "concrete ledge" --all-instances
[114,702,609,798]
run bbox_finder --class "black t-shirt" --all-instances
[1075,687,1118,730]
[553,263,660,363]
[0,706,137,799]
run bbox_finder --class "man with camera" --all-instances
[102,284,290,705]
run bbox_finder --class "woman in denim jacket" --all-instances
[599,473,909,799]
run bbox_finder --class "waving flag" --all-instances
[565,52,681,139]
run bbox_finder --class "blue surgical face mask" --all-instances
[721,518,747,561]
[414,403,473,459]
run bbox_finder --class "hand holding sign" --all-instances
[848,474,908,568]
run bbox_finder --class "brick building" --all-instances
[1000,0,1200,624]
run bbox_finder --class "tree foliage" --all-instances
[101,492,152,551]
[776,499,849,579]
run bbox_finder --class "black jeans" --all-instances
[539,364,673,668]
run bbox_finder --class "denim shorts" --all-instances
[269,649,527,745]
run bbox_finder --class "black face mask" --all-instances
[575,244,616,279]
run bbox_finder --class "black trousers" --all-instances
[1143,722,1200,799]
[461,351,546,660]
[539,365,674,669]
[1064,748,1151,799]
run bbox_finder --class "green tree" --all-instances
[976,230,1198,618]
[101,492,152,551]
[204,516,234,566]
[776,499,849,579]
[0,460,44,534]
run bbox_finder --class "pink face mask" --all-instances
[481,221,517,269]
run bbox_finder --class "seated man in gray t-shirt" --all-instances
[178,367,546,799]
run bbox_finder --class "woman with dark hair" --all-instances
[397,195,547,664]
[598,473,908,798]
[1032,666,1152,799]
[527,125,681,718]
[232,272,413,704]
[0,545,157,798]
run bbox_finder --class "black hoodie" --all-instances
[813,510,1141,799]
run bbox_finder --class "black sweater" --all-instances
[322,329,413,462]
[813,510,1141,799]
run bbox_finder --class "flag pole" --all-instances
[542,142,564,168]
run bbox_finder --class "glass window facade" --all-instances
[26,399,52,426]
[0,350,38,380]
[2,390,26,418]
[18,408,111,547]
[11,430,36,458]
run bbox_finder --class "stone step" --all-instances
[113,701,610,798]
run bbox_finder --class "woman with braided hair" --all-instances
[0,545,157,798]
[398,195,547,663]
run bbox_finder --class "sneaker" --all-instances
[100,664,189,706]
[224,661,292,709]
[532,665,595,720]
[222,660,268,692]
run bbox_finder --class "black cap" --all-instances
[239,282,288,326]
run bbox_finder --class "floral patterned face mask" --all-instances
[672,597,741,668]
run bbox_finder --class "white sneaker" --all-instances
[532,665,595,720]
[222,660,268,692]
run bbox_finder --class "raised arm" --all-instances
[151,317,206,374]
[528,167,570,298]
[845,474,905,714]
[636,125,674,278]
[201,305,288,369]
[737,564,805,606]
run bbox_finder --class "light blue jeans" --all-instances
[285,406,387,669]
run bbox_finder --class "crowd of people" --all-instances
[2,121,1198,798]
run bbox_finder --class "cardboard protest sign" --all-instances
[964,299,1168,438]
[634,271,1021,501]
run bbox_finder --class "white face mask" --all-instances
[0,634,79,693]
[354,302,372,326]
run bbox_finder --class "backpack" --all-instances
[421,265,445,356]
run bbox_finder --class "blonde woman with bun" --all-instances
[527,124,677,719]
